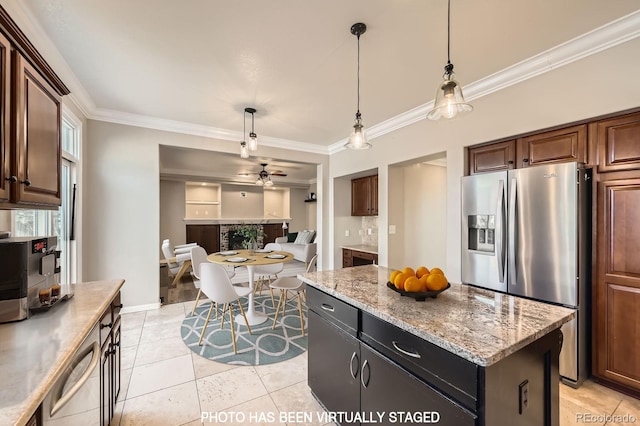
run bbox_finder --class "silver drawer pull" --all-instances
[321,303,335,312]
[349,351,359,379]
[392,340,421,359]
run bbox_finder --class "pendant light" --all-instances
[245,107,258,151]
[239,109,249,158]
[345,22,371,150]
[427,0,473,120]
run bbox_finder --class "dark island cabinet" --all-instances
[99,292,122,426]
[307,286,561,426]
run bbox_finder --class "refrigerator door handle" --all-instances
[496,179,505,283]
[508,177,517,287]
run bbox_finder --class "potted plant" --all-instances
[236,224,265,250]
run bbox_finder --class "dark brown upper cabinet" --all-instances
[0,5,69,208]
[351,175,378,216]
[468,140,516,175]
[0,31,10,203]
[517,124,587,168]
[13,53,62,206]
[594,112,640,173]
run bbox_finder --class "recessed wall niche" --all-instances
[185,182,221,218]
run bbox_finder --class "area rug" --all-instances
[181,294,307,365]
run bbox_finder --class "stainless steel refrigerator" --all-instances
[461,162,591,386]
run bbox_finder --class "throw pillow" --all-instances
[287,232,298,243]
[294,230,316,244]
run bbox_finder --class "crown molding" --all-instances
[328,9,640,155]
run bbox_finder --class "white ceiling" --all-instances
[13,0,640,182]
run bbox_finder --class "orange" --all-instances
[404,276,422,292]
[389,270,401,283]
[430,267,445,276]
[426,273,448,291]
[416,266,430,278]
[402,267,416,277]
[394,273,410,291]
[418,274,430,291]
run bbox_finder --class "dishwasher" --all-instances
[42,323,101,425]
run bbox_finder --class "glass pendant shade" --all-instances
[344,113,371,150]
[427,72,473,120]
[264,177,274,187]
[255,177,263,185]
[240,141,249,159]
[248,132,258,151]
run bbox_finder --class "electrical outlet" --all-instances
[367,228,372,235]
[345,230,350,237]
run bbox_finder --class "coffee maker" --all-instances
[0,236,59,323]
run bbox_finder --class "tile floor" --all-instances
[114,302,640,426]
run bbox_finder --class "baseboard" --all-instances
[121,302,161,314]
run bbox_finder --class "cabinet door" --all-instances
[342,249,353,268]
[595,112,640,173]
[186,224,220,254]
[308,310,361,417]
[594,177,640,392]
[111,317,122,405]
[351,177,371,216]
[100,338,112,426]
[468,140,515,174]
[517,124,586,167]
[0,32,10,202]
[262,223,282,244]
[360,344,476,426]
[371,175,378,215]
[13,53,62,206]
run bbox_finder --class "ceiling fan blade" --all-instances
[270,172,287,176]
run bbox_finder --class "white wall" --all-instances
[264,188,286,219]
[400,163,447,271]
[289,188,308,232]
[159,180,186,251]
[85,121,161,309]
[220,184,263,218]
[0,211,10,231]
[306,182,317,231]
[387,167,405,268]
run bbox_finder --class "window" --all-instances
[13,109,81,284]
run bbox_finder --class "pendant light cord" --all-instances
[447,0,451,66]
[251,111,255,134]
[356,33,361,115]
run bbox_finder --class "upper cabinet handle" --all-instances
[5,176,17,183]
[20,179,31,186]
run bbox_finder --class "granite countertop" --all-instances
[341,244,378,254]
[299,265,574,367]
[0,279,124,426]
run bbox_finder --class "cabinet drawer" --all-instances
[360,311,478,411]
[352,250,374,261]
[307,286,358,336]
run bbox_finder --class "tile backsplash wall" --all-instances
[361,216,378,246]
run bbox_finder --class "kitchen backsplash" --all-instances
[361,216,378,246]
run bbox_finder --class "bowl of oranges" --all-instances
[387,266,450,301]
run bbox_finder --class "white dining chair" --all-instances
[197,263,252,354]
[253,242,283,307]
[270,254,317,336]
[190,246,236,316]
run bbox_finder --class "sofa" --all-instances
[275,231,317,265]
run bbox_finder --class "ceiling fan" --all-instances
[239,163,287,186]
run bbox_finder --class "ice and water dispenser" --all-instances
[467,215,495,253]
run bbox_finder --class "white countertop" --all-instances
[299,265,574,367]
[0,279,124,426]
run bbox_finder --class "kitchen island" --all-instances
[299,265,574,426]
[0,279,124,426]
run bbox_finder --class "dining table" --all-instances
[207,249,294,325]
